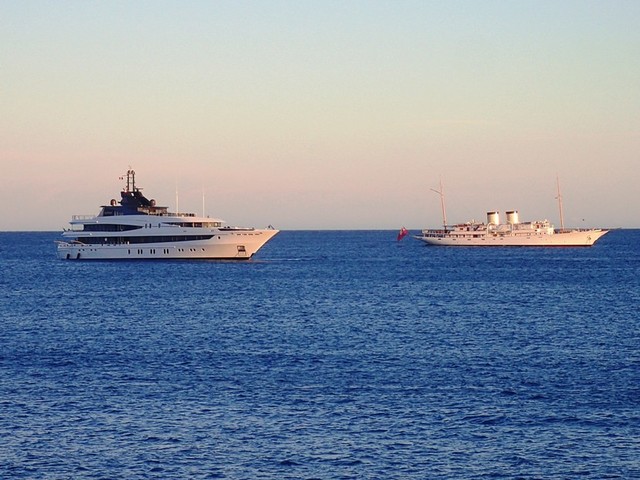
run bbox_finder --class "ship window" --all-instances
[83,224,141,232]
[75,234,215,245]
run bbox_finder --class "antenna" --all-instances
[556,176,565,231]
[124,167,136,192]
[202,186,205,217]
[430,178,447,230]
[175,183,179,215]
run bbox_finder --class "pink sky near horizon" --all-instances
[2,0,639,231]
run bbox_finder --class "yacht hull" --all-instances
[415,229,608,247]
[56,229,279,260]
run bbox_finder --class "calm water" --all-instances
[1,230,639,479]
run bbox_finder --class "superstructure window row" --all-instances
[165,221,222,228]
[76,235,215,245]
[82,224,142,232]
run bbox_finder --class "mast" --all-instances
[556,176,565,231]
[126,169,136,192]
[430,179,447,230]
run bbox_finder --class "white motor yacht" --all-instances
[56,169,279,260]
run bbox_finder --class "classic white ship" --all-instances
[56,169,279,260]
[415,180,608,247]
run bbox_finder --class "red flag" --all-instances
[397,227,409,241]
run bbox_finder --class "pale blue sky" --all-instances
[2,0,639,230]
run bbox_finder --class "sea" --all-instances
[1,230,639,479]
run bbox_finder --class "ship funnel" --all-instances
[506,210,519,224]
[487,211,500,225]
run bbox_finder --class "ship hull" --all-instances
[415,229,608,247]
[56,229,279,260]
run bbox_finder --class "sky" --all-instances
[1,0,639,231]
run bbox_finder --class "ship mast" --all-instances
[431,179,447,230]
[556,176,565,231]
[175,183,179,215]
[125,168,136,192]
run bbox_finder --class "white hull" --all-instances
[57,228,278,260]
[415,228,608,247]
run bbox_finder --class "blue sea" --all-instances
[1,230,639,479]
